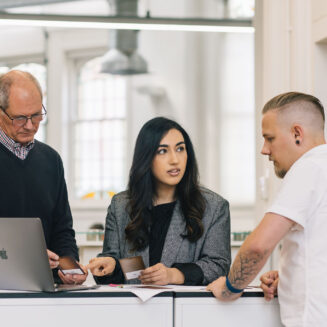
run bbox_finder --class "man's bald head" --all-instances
[0,70,43,111]
[262,92,325,136]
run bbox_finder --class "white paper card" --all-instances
[61,269,85,275]
[125,269,142,280]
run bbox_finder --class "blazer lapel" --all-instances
[160,201,186,267]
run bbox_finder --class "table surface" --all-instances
[0,285,263,298]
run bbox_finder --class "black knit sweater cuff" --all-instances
[172,262,204,285]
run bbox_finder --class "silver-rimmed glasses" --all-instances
[0,105,47,127]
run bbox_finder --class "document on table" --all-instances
[87,285,209,302]
[123,285,207,302]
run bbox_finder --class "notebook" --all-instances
[0,217,98,292]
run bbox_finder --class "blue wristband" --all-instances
[225,276,244,293]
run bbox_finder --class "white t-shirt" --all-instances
[268,144,327,327]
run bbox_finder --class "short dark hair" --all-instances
[262,91,325,122]
[125,116,206,251]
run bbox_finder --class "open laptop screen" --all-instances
[0,217,97,292]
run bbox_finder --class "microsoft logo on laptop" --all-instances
[0,248,8,260]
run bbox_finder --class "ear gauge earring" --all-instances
[296,140,300,145]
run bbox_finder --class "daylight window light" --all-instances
[0,13,254,33]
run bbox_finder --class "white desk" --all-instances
[0,288,282,327]
[174,291,283,327]
[0,289,173,327]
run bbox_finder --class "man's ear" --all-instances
[292,124,304,144]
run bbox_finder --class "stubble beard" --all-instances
[274,165,287,179]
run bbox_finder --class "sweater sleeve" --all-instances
[48,155,79,261]
[93,258,125,284]
[93,195,126,284]
[172,262,204,285]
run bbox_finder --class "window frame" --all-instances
[67,49,130,209]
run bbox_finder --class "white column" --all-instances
[255,0,313,221]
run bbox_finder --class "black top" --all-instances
[149,202,176,266]
[0,141,79,262]
[95,202,204,285]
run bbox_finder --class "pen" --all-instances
[109,283,124,288]
[246,285,261,289]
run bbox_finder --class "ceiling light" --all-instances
[100,0,148,75]
[0,13,254,33]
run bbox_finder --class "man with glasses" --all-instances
[0,70,87,285]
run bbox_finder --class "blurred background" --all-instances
[0,0,326,276]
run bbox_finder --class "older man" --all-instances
[207,92,327,327]
[0,70,86,285]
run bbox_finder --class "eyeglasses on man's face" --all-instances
[0,105,47,128]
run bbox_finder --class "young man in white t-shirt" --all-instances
[207,92,327,327]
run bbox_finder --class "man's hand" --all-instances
[207,276,243,302]
[86,257,116,276]
[260,270,279,301]
[139,263,184,285]
[58,265,88,285]
[47,249,59,269]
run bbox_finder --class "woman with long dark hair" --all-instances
[87,117,230,285]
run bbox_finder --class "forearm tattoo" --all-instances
[229,249,269,290]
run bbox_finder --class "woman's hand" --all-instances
[139,263,185,285]
[86,257,116,276]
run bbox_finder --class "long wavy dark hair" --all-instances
[125,117,206,251]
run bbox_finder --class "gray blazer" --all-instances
[99,187,231,285]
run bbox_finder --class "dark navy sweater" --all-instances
[0,140,78,261]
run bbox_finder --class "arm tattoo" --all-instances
[228,248,270,290]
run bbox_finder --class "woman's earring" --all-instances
[296,140,300,145]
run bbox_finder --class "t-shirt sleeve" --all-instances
[267,159,321,228]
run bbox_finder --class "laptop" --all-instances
[0,217,98,292]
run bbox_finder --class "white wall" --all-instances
[312,0,327,123]
[255,0,313,223]
[312,0,327,43]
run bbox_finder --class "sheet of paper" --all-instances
[122,285,207,302]
[123,286,171,302]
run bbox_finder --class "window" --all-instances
[218,33,255,206]
[73,56,127,199]
[200,31,255,207]
[228,0,254,18]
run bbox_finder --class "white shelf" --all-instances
[77,241,103,247]
[231,241,243,247]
